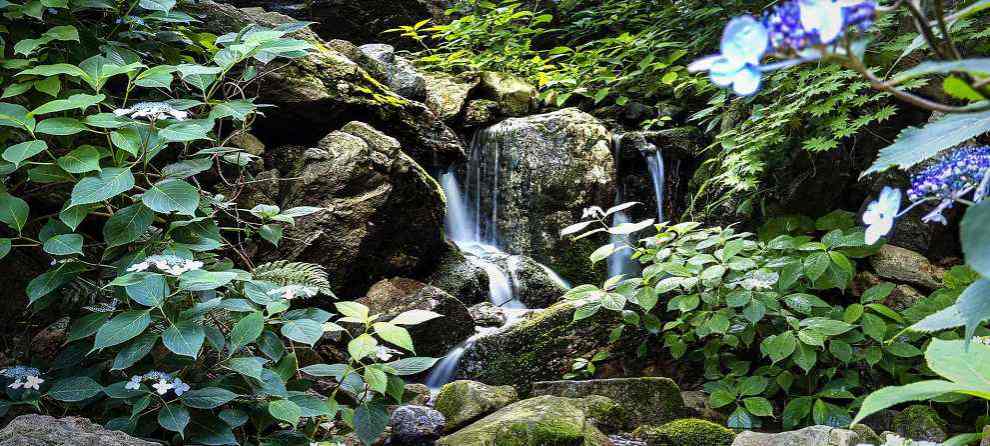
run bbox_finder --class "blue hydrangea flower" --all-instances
[907,146,990,224]
[764,0,876,52]
[863,186,901,244]
[688,16,770,96]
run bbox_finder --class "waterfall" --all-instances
[646,150,665,222]
[608,134,641,278]
[424,327,498,390]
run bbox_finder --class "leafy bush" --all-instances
[0,1,436,444]
[560,204,961,429]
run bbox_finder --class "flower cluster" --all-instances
[125,371,191,396]
[690,0,876,95]
[908,146,990,202]
[114,101,189,121]
[268,284,319,300]
[863,186,901,244]
[127,254,204,275]
[1,366,44,390]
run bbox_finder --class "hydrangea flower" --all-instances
[375,345,401,362]
[268,284,319,300]
[863,186,901,244]
[124,371,190,396]
[114,102,189,121]
[764,0,876,51]
[905,146,990,224]
[688,16,769,96]
[2,366,43,390]
[127,254,204,275]
[152,379,174,395]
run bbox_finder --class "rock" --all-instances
[359,44,426,101]
[358,278,475,357]
[462,99,500,127]
[531,377,685,428]
[476,72,537,117]
[870,245,943,290]
[434,380,518,431]
[457,300,621,393]
[426,248,489,306]
[851,271,882,298]
[190,1,465,167]
[403,383,432,406]
[632,419,735,446]
[883,284,925,312]
[850,424,882,446]
[857,409,898,436]
[388,405,445,445]
[0,415,158,446]
[434,395,619,446]
[485,252,568,308]
[465,108,614,283]
[731,425,862,446]
[468,302,507,327]
[681,390,726,423]
[31,317,69,364]
[892,405,947,443]
[273,124,446,296]
[228,132,266,156]
[423,72,479,123]
[981,425,990,446]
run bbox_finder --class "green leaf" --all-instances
[69,167,135,207]
[179,270,237,291]
[384,357,439,376]
[259,224,282,246]
[957,279,990,341]
[743,397,774,417]
[158,404,190,435]
[3,140,48,167]
[926,339,990,388]
[228,312,264,354]
[892,58,990,83]
[163,321,205,358]
[67,312,110,342]
[885,342,923,358]
[180,387,238,409]
[57,146,102,174]
[803,252,830,282]
[373,322,414,352]
[0,193,30,233]
[863,107,990,177]
[93,310,151,351]
[111,333,158,370]
[36,117,87,135]
[0,239,9,261]
[42,233,83,256]
[353,402,389,446]
[27,263,85,304]
[139,0,175,12]
[142,179,199,216]
[268,399,301,426]
[348,333,378,361]
[104,204,154,248]
[782,397,814,429]
[962,201,990,277]
[160,120,212,142]
[0,103,36,131]
[125,273,168,307]
[226,357,264,380]
[739,376,769,396]
[299,363,347,377]
[47,376,102,402]
[861,313,887,342]
[335,301,369,320]
[852,380,976,425]
[766,331,797,363]
[944,76,986,101]
[280,318,323,347]
[30,93,105,115]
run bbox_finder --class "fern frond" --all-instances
[252,261,335,297]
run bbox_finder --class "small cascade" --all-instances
[608,134,641,278]
[645,149,666,221]
[424,327,498,390]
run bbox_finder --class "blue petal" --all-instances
[721,16,769,66]
[731,65,763,96]
[799,0,845,44]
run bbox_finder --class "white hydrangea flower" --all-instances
[7,380,21,390]
[114,101,189,121]
[375,345,401,362]
[2,366,42,391]
[152,379,174,395]
[127,255,204,275]
[268,284,319,300]
[22,375,44,390]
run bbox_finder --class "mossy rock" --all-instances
[632,419,734,446]
[434,380,519,432]
[531,377,685,428]
[851,424,882,446]
[435,395,614,446]
[892,405,948,443]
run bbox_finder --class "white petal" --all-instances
[732,66,762,96]
[800,0,845,44]
[864,218,892,245]
[721,16,769,66]
[687,55,722,73]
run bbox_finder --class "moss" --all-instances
[851,424,882,446]
[580,395,629,434]
[434,380,518,431]
[435,395,612,446]
[892,405,948,442]
[633,419,735,446]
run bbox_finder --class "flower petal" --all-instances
[721,16,769,66]
[732,66,763,96]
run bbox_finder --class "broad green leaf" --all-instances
[27,263,86,304]
[957,279,990,341]
[782,396,814,429]
[962,201,990,277]
[228,312,264,354]
[36,117,87,135]
[104,203,154,248]
[390,309,442,325]
[180,387,238,409]
[373,322,414,352]
[926,339,990,388]
[179,270,237,291]
[135,65,176,89]
[158,404,190,435]
[93,310,151,351]
[852,380,977,425]
[30,93,105,115]
[353,403,389,446]
[0,103,35,131]
[226,357,264,380]
[67,312,111,342]
[69,167,135,207]
[0,239,10,260]
[863,107,990,176]
[125,273,168,307]
[160,120,212,142]
[892,58,990,83]
[3,140,47,167]
[299,363,347,377]
[348,333,378,361]
[163,321,205,358]
[384,357,439,376]
[57,146,102,173]
[0,193,29,233]
[142,179,199,216]
[111,333,158,370]
[42,233,83,255]
[280,318,323,346]
[268,399,301,426]
[48,376,102,402]
[803,252,830,282]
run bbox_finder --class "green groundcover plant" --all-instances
[0,0,438,444]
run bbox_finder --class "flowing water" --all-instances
[646,150,665,222]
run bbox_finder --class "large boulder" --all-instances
[531,377,686,428]
[632,419,735,446]
[358,44,426,101]
[731,426,862,446]
[190,2,465,166]
[273,123,447,296]
[457,301,621,393]
[423,72,480,123]
[388,405,446,445]
[435,395,622,446]
[477,71,538,116]
[0,415,157,446]
[434,380,519,431]
[464,108,614,283]
[357,278,475,357]
[427,248,490,306]
[870,245,943,290]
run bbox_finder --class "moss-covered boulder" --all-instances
[434,380,519,431]
[850,424,882,446]
[892,405,948,443]
[434,395,620,446]
[423,72,480,123]
[0,415,158,446]
[732,426,861,446]
[632,419,734,446]
[427,248,491,306]
[356,278,474,357]
[456,301,622,393]
[273,124,447,296]
[477,71,538,117]
[531,377,685,428]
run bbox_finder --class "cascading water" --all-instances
[646,150,666,222]
[608,134,641,278]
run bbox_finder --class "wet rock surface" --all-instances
[531,377,686,428]
[434,380,519,432]
[387,405,446,445]
[870,245,944,290]
[0,415,158,446]
[731,425,862,446]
